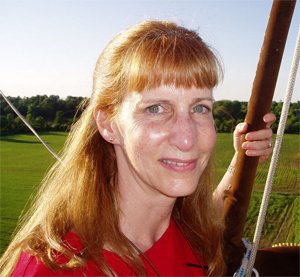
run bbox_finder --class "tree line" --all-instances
[1,95,299,135]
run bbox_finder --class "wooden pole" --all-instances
[222,1,296,275]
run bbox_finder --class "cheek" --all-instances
[198,121,217,150]
[147,123,169,141]
[210,130,217,148]
[209,123,217,142]
[123,122,168,153]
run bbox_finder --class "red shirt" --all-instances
[12,219,207,276]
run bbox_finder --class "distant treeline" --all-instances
[1,95,299,134]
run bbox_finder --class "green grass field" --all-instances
[0,132,299,255]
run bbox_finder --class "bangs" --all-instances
[122,22,223,92]
[93,21,223,116]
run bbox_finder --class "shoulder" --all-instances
[11,232,101,276]
[11,252,63,276]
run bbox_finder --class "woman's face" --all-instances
[112,85,216,201]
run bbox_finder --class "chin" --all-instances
[165,183,198,198]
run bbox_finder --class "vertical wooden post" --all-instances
[222,1,296,275]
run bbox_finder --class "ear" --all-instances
[94,109,117,144]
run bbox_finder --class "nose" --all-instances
[169,114,196,152]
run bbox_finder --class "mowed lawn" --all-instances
[0,132,67,254]
[0,132,299,254]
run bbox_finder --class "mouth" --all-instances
[159,158,197,172]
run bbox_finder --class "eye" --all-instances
[147,104,164,114]
[192,104,209,114]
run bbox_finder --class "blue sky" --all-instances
[0,0,299,101]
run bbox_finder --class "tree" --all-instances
[0,115,8,134]
[34,116,46,130]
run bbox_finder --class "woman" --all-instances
[0,20,275,276]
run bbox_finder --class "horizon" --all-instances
[2,92,299,103]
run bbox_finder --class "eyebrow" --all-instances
[138,97,215,105]
[192,97,215,103]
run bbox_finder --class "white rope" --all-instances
[0,90,62,163]
[246,25,300,276]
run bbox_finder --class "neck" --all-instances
[118,187,176,252]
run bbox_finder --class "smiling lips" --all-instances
[160,158,197,172]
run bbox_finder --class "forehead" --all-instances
[123,85,213,105]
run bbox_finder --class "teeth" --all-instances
[162,160,188,167]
